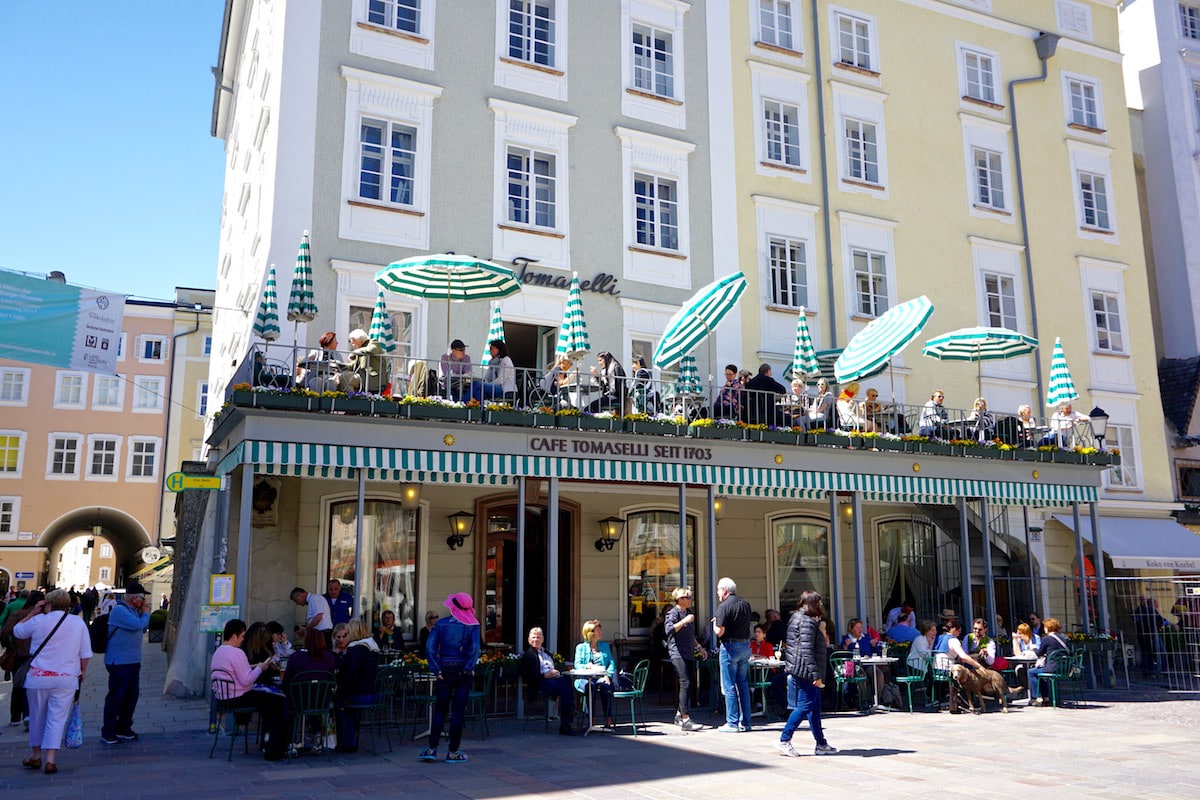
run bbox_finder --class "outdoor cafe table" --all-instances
[857,655,898,712]
[749,656,785,718]
[565,666,609,737]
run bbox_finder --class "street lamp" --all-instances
[446,510,475,550]
[1088,406,1109,450]
[595,516,625,552]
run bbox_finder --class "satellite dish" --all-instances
[141,547,162,565]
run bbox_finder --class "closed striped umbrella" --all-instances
[376,253,522,351]
[554,272,591,361]
[653,272,748,369]
[922,326,1039,396]
[285,230,318,323]
[835,296,934,384]
[481,304,505,366]
[253,266,280,342]
[792,307,819,377]
[674,355,702,395]
[369,290,397,354]
[1045,337,1079,408]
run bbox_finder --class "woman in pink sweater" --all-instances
[210,619,287,760]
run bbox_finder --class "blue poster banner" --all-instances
[0,270,125,374]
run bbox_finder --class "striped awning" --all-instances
[216,441,1097,507]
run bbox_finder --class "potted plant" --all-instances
[399,395,475,421]
[809,429,848,448]
[688,418,741,440]
[484,402,535,427]
[757,426,804,446]
[625,413,684,436]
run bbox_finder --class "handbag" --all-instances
[65,701,83,748]
[991,654,1009,671]
[13,610,70,691]
[0,648,17,673]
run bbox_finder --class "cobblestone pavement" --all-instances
[2,642,1198,799]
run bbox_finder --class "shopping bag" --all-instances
[65,703,83,748]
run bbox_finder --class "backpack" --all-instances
[90,613,112,653]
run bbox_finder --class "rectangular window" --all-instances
[973,147,1005,209]
[625,511,695,635]
[0,369,28,403]
[133,377,164,411]
[140,336,165,361]
[1091,291,1125,353]
[350,305,414,360]
[769,236,807,308]
[198,381,209,418]
[506,146,556,228]
[853,249,888,317]
[130,440,158,478]
[963,50,996,103]
[837,12,872,71]
[50,436,79,476]
[632,23,674,98]
[983,273,1018,330]
[89,438,118,477]
[1079,171,1110,229]
[1193,81,1200,124]
[329,499,420,641]
[94,376,122,409]
[1178,464,1200,500]
[763,100,802,167]
[508,0,555,67]
[203,335,213,355]
[359,118,417,206]
[0,434,23,474]
[56,372,85,406]
[844,118,879,184]
[1106,424,1138,488]
[759,0,794,50]
[633,173,679,251]
[1182,3,1200,39]
[1068,78,1099,128]
[100,543,113,558]
[99,566,112,582]
[0,499,14,533]
[368,0,420,33]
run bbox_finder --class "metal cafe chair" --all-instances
[286,671,336,762]
[209,669,259,761]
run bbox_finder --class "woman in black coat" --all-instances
[776,590,837,758]
[335,620,380,752]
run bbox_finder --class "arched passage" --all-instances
[38,507,152,588]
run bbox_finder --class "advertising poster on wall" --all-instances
[0,269,126,374]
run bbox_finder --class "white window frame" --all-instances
[851,248,889,318]
[126,436,161,482]
[1104,424,1140,490]
[0,431,27,479]
[1090,290,1126,354]
[960,116,1013,219]
[100,543,113,558]
[332,259,428,362]
[971,147,1006,210]
[92,375,125,412]
[357,116,418,208]
[47,433,82,481]
[340,67,442,249]
[1062,72,1104,133]
[839,212,898,326]
[755,0,801,55]
[1182,2,1200,40]
[495,0,568,101]
[750,62,812,182]
[203,335,213,356]
[198,381,209,419]
[1079,170,1111,231]
[489,99,576,268]
[768,236,808,310]
[755,196,821,318]
[1067,140,1117,241]
[833,83,888,196]
[970,237,1030,359]
[53,370,89,410]
[132,376,165,413]
[0,367,31,406]
[617,127,694,289]
[958,45,1000,108]
[763,99,804,169]
[98,566,112,583]
[86,435,122,482]
[505,146,557,229]
[1056,1,1093,41]
[982,272,1018,330]
[831,7,879,77]
[0,496,18,534]
[633,172,680,252]
[137,335,167,363]
[620,0,689,129]
[350,0,437,71]
[844,117,880,185]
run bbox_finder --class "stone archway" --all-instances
[38,506,152,588]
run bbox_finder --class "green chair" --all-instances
[1038,651,1083,708]
[830,651,867,712]
[701,656,723,714]
[749,663,775,721]
[930,653,954,710]
[465,664,497,739]
[209,669,259,761]
[286,671,336,762]
[612,659,650,736]
[342,666,401,754]
[401,667,438,742]
[895,655,930,713]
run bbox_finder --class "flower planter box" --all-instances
[372,400,400,417]
[871,438,907,453]
[252,393,316,412]
[231,389,255,407]
[627,420,684,436]
[557,415,617,431]
[405,404,475,422]
[961,445,1004,459]
[690,426,742,440]
[323,397,375,415]
[1051,450,1085,464]
[809,431,847,448]
[916,442,954,456]
[753,429,802,446]
[530,412,557,428]
[486,410,536,427]
[1011,449,1046,462]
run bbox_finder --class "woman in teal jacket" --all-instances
[573,619,616,728]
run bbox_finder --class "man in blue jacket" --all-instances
[101,581,151,745]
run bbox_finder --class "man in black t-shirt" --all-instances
[712,577,753,732]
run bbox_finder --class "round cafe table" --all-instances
[564,667,610,736]
[857,655,898,711]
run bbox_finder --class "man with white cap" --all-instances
[419,592,481,764]
[100,581,150,745]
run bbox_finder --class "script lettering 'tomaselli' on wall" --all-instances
[528,435,713,462]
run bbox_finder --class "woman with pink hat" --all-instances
[418,592,480,764]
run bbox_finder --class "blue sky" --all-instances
[0,3,226,302]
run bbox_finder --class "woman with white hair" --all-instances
[14,589,91,774]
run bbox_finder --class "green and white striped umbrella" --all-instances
[653,272,748,369]
[481,303,505,367]
[369,290,397,355]
[835,295,934,384]
[376,253,523,351]
[792,307,819,377]
[674,355,702,395]
[922,326,1039,396]
[253,266,280,342]
[285,230,318,323]
[554,272,591,361]
[1045,337,1080,408]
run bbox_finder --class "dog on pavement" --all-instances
[950,664,1021,713]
